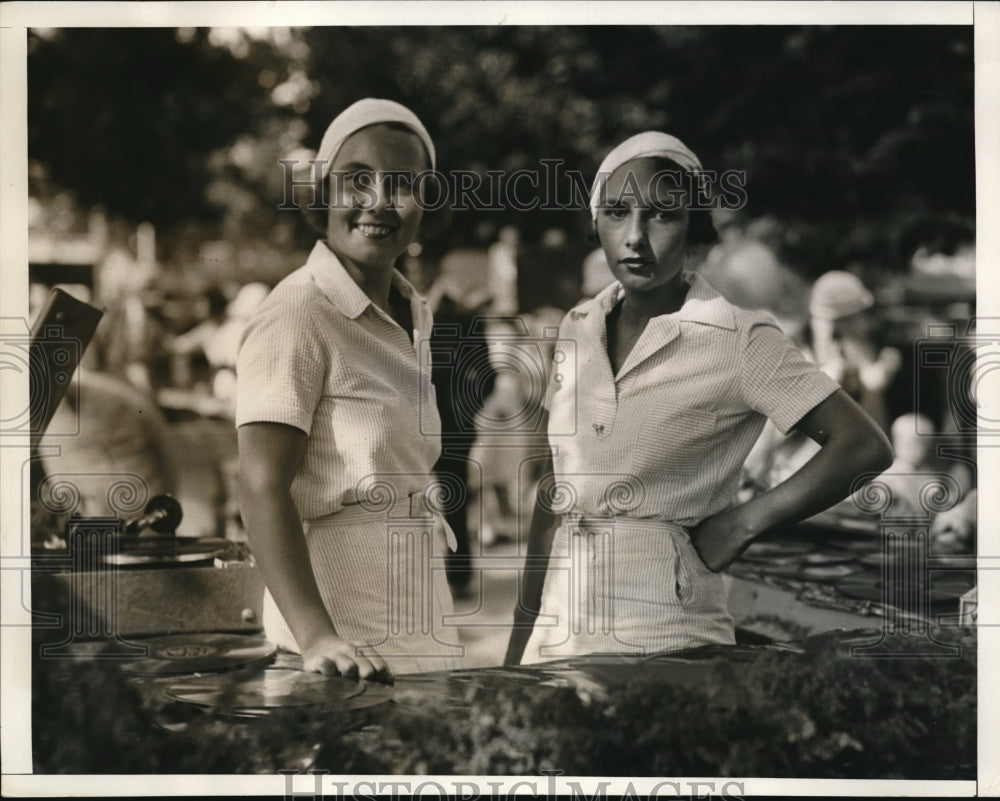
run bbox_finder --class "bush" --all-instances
[32,627,975,777]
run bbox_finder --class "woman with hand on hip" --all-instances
[506,132,893,664]
[237,99,460,680]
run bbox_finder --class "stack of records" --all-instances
[116,633,277,676]
[835,570,975,604]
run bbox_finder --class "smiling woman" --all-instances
[236,100,461,680]
[324,124,427,293]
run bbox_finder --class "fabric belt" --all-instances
[563,513,690,537]
[562,513,699,602]
[305,490,458,551]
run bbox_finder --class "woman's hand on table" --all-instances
[301,633,393,684]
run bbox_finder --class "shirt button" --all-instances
[593,423,605,436]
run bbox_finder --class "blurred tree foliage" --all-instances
[298,25,973,274]
[29,25,973,276]
[27,27,293,261]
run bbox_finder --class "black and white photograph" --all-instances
[1,2,997,797]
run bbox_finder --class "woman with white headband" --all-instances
[506,132,893,664]
[237,99,460,679]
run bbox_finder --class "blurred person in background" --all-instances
[28,283,179,542]
[37,371,178,537]
[698,237,811,336]
[855,412,974,525]
[931,488,977,554]
[95,247,165,391]
[237,99,460,679]
[580,246,615,299]
[438,230,491,313]
[414,255,497,599]
[474,305,568,545]
[470,229,561,549]
[486,225,520,316]
[507,132,893,665]
[168,285,230,390]
[809,270,902,432]
[697,207,747,281]
[468,317,533,546]
[203,282,270,405]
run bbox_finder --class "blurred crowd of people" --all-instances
[695,214,977,555]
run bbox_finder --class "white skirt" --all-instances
[262,505,462,675]
[521,516,735,664]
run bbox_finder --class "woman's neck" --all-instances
[335,251,396,314]
[620,274,689,321]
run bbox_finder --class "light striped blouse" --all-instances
[544,272,839,526]
[235,241,441,520]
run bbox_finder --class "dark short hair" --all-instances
[302,174,330,236]
[587,156,719,249]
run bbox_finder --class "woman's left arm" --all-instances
[691,388,893,571]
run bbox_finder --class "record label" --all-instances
[798,563,860,581]
[117,633,276,676]
[801,551,857,566]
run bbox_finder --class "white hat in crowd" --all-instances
[809,270,874,321]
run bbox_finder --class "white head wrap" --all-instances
[589,131,703,220]
[316,98,436,177]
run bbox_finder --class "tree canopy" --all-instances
[28,25,974,276]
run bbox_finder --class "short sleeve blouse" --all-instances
[544,273,839,526]
[235,241,441,520]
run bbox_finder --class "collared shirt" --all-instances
[545,272,839,526]
[235,241,441,520]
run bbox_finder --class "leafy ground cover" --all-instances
[32,627,975,778]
